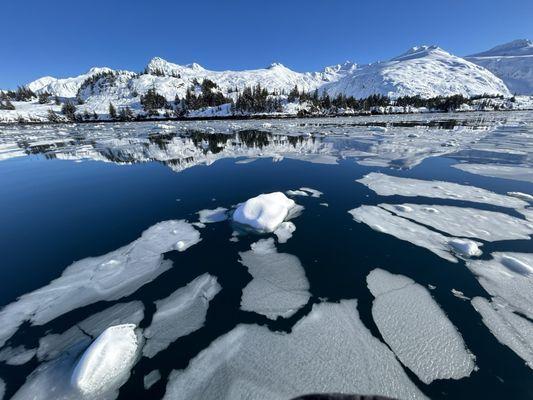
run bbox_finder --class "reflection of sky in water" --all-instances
[0,111,532,399]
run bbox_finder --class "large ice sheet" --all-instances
[349,205,460,262]
[471,297,533,370]
[142,273,221,358]
[380,203,533,241]
[0,345,36,365]
[163,300,426,400]
[239,238,310,319]
[367,269,476,384]
[466,253,533,320]
[0,220,200,347]
[452,163,533,184]
[233,192,296,232]
[357,172,528,208]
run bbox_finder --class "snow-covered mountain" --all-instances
[466,39,533,95]
[323,46,511,99]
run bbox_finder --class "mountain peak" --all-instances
[392,45,445,61]
[469,39,533,57]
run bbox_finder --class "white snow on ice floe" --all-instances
[367,269,476,384]
[197,207,228,223]
[0,220,200,348]
[273,221,296,243]
[239,238,310,320]
[299,187,323,198]
[472,297,533,370]
[142,274,221,358]
[380,203,533,242]
[144,370,161,390]
[349,205,460,262]
[37,301,144,362]
[162,300,426,400]
[466,253,533,320]
[233,192,297,232]
[448,239,482,257]
[508,192,533,202]
[71,324,140,396]
[286,189,309,197]
[452,163,533,184]
[357,172,528,209]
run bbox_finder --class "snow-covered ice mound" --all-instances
[273,221,296,243]
[471,297,533,370]
[163,300,426,400]
[239,238,310,319]
[232,192,297,232]
[380,203,533,242]
[197,207,228,223]
[367,269,476,383]
[143,274,221,358]
[448,239,482,257]
[349,205,460,262]
[466,253,533,319]
[71,324,139,395]
[507,192,533,202]
[357,173,528,209]
[0,220,201,347]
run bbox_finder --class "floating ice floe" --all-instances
[14,324,142,400]
[71,324,140,396]
[320,202,329,207]
[507,192,533,202]
[163,300,426,400]
[349,205,463,262]
[357,172,528,208]
[452,163,533,184]
[451,289,470,301]
[239,238,310,320]
[0,220,200,348]
[197,207,228,223]
[471,297,533,370]
[232,192,298,232]
[273,222,296,243]
[0,345,36,366]
[299,187,323,198]
[286,189,309,197]
[367,269,476,384]
[143,274,221,358]
[466,253,533,320]
[37,301,144,362]
[380,203,533,241]
[144,370,161,390]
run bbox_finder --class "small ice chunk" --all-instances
[0,220,200,348]
[197,207,228,223]
[274,222,296,243]
[466,253,533,319]
[143,274,221,358]
[507,192,533,202]
[239,238,310,319]
[286,190,309,197]
[357,173,528,209]
[299,187,323,198]
[71,324,140,396]
[144,370,161,390]
[0,345,36,365]
[448,238,482,257]
[472,297,533,369]
[367,269,476,384]
[381,203,533,242]
[162,300,426,400]
[349,205,458,262]
[320,202,329,207]
[232,192,296,232]
[451,289,470,300]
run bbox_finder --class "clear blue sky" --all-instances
[2,0,532,88]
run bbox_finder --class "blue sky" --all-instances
[2,0,532,88]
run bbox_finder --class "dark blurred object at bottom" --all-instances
[292,395,396,400]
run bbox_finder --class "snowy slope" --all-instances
[324,45,511,99]
[466,40,533,95]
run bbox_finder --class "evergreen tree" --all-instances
[118,107,134,121]
[109,103,117,119]
[0,98,15,110]
[140,88,167,115]
[61,102,77,121]
[38,92,51,104]
[47,109,61,123]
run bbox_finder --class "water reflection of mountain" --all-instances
[1,111,532,171]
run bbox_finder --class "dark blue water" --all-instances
[0,121,532,399]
